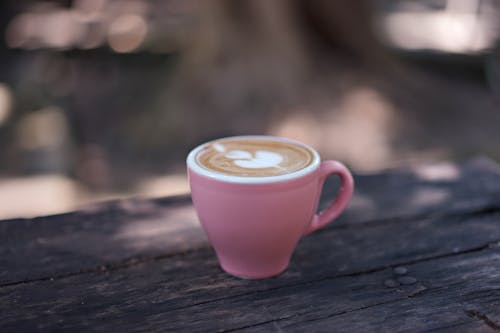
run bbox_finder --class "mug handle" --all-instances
[304,161,354,235]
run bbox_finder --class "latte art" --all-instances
[225,150,283,169]
[195,138,315,177]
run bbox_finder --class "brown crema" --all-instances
[195,138,315,177]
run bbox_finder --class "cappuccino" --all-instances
[195,137,315,177]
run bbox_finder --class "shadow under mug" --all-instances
[187,136,354,279]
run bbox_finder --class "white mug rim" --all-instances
[187,135,321,184]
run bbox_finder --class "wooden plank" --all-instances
[0,197,206,286]
[1,239,498,332]
[234,249,500,333]
[330,158,500,225]
[1,210,500,332]
[1,159,500,286]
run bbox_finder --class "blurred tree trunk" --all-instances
[298,0,389,65]
[184,0,388,70]
[158,0,391,146]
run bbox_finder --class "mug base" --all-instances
[220,263,289,279]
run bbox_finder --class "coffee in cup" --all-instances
[195,137,315,177]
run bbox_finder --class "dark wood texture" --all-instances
[1,159,500,332]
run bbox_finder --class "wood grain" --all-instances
[1,203,500,331]
[2,159,500,287]
[1,159,500,332]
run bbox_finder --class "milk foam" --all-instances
[195,138,314,177]
[226,150,284,169]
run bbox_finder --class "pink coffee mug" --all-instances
[187,136,354,279]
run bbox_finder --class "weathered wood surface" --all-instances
[1,158,500,332]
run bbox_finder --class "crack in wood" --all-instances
[282,298,401,328]
[201,284,498,333]
[0,195,192,225]
[328,242,492,280]
[466,310,500,331]
[218,297,413,332]
[0,245,210,288]
[418,320,478,332]
[152,194,192,206]
[463,288,500,302]
[217,316,295,333]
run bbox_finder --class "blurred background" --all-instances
[0,0,499,219]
